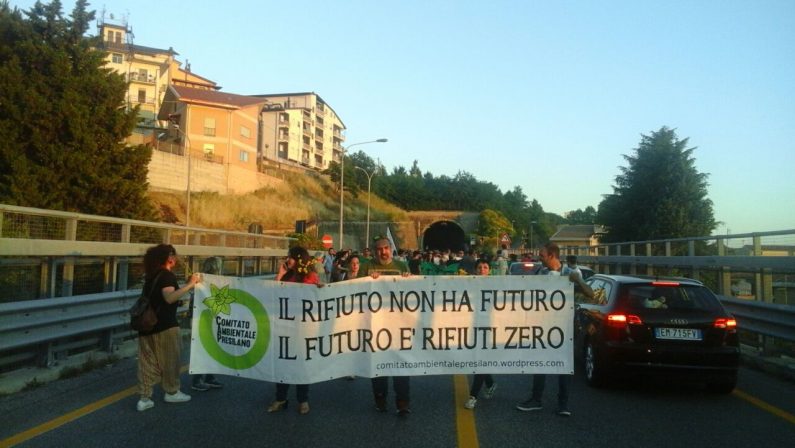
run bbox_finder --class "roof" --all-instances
[170,85,268,109]
[250,92,346,129]
[550,225,605,241]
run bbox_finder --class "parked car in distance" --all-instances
[508,261,541,275]
[574,274,739,393]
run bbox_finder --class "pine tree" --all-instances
[597,127,715,242]
[0,0,154,219]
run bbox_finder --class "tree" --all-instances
[566,206,597,224]
[0,0,154,219]
[597,127,715,242]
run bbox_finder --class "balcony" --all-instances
[204,153,224,164]
[127,72,156,84]
[278,133,289,141]
[131,96,157,105]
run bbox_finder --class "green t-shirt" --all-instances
[359,259,409,277]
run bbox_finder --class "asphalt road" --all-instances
[1,356,794,448]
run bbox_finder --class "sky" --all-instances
[11,0,795,235]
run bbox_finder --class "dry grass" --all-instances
[148,170,407,233]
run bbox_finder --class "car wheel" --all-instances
[706,373,737,394]
[584,341,607,388]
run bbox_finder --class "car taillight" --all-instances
[714,318,737,329]
[607,314,643,327]
[651,281,680,286]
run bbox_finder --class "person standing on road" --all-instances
[136,244,201,412]
[268,246,320,415]
[464,259,498,410]
[515,243,589,417]
[359,236,412,415]
[561,255,582,277]
[191,257,224,392]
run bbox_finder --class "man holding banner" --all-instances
[360,235,412,415]
[516,243,590,417]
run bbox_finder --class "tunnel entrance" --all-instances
[422,221,467,252]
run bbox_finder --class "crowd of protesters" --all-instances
[136,239,587,419]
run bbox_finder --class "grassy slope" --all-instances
[148,171,408,234]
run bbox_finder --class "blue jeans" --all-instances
[276,383,309,403]
[372,376,410,401]
[531,374,570,408]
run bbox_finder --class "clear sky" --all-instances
[12,0,795,235]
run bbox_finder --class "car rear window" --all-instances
[619,283,722,313]
[509,263,538,275]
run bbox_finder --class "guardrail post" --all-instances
[689,240,700,281]
[646,243,653,275]
[615,245,622,275]
[630,244,637,275]
[717,238,731,296]
[62,218,77,297]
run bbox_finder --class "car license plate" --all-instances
[655,327,702,341]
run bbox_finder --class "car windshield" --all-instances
[620,283,722,312]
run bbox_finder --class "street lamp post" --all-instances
[172,123,192,244]
[339,139,387,249]
[529,220,537,256]
[355,166,376,246]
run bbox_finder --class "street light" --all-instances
[355,166,377,246]
[171,120,192,244]
[339,139,387,249]
[529,220,537,256]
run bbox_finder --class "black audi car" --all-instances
[574,274,739,393]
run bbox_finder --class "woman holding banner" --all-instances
[267,246,320,415]
[464,259,497,409]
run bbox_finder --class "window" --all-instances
[137,89,146,103]
[240,125,250,138]
[204,118,216,136]
[114,31,122,43]
[111,53,122,64]
[138,68,148,78]
[239,151,249,162]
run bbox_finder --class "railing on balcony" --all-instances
[127,72,156,84]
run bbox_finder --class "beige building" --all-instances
[254,93,346,171]
[551,224,606,255]
[96,20,219,146]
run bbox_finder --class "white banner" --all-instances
[189,275,573,383]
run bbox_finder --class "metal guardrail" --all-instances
[719,295,795,342]
[0,204,294,371]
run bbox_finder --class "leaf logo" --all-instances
[203,284,235,315]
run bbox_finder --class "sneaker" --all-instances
[558,408,572,417]
[267,400,288,412]
[204,377,223,389]
[484,383,497,399]
[164,390,191,403]
[464,396,477,409]
[191,380,210,392]
[396,399,411,416]
[298,402,310,415]
[516,399,543,412]
[374,394,387,412]
[136,398,154,412]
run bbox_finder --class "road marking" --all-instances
[453,374,479,448]
[734,388,795,425]
[0,385,137,447]
[0,365,189,448]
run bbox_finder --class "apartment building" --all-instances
[254,93,346,171]
[97,20,219,146]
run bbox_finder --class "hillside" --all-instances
[148,170,409,235]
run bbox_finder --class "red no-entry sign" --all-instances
[322,234,333,249]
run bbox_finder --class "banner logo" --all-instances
[198,284,270,369]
